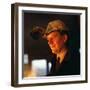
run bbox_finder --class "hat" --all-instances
[44,20,69,36]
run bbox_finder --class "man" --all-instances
[43,20,80,76]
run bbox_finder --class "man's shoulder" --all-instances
[57,49,80,75]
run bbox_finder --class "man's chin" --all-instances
[51,49,60,54]
[51,50,57,54]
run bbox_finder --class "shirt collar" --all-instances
[57,47,68,64]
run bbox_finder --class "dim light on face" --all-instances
[46,31,67,54]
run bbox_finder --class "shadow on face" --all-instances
[46,31,68,54]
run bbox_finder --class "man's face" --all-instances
[46,31,67,54]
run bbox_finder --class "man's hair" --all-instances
[58,30,70,47]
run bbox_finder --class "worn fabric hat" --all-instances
[44,20,69,36]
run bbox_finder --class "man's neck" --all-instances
[57,47,68,64]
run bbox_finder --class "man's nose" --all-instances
[48,40,53,45]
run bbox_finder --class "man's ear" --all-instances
[63,34,68,43]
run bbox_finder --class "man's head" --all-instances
[44,20,69,54]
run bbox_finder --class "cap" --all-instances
[44,20,69,36]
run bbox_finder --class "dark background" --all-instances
[23,11,80,63]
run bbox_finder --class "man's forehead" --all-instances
[46,31,60,39]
